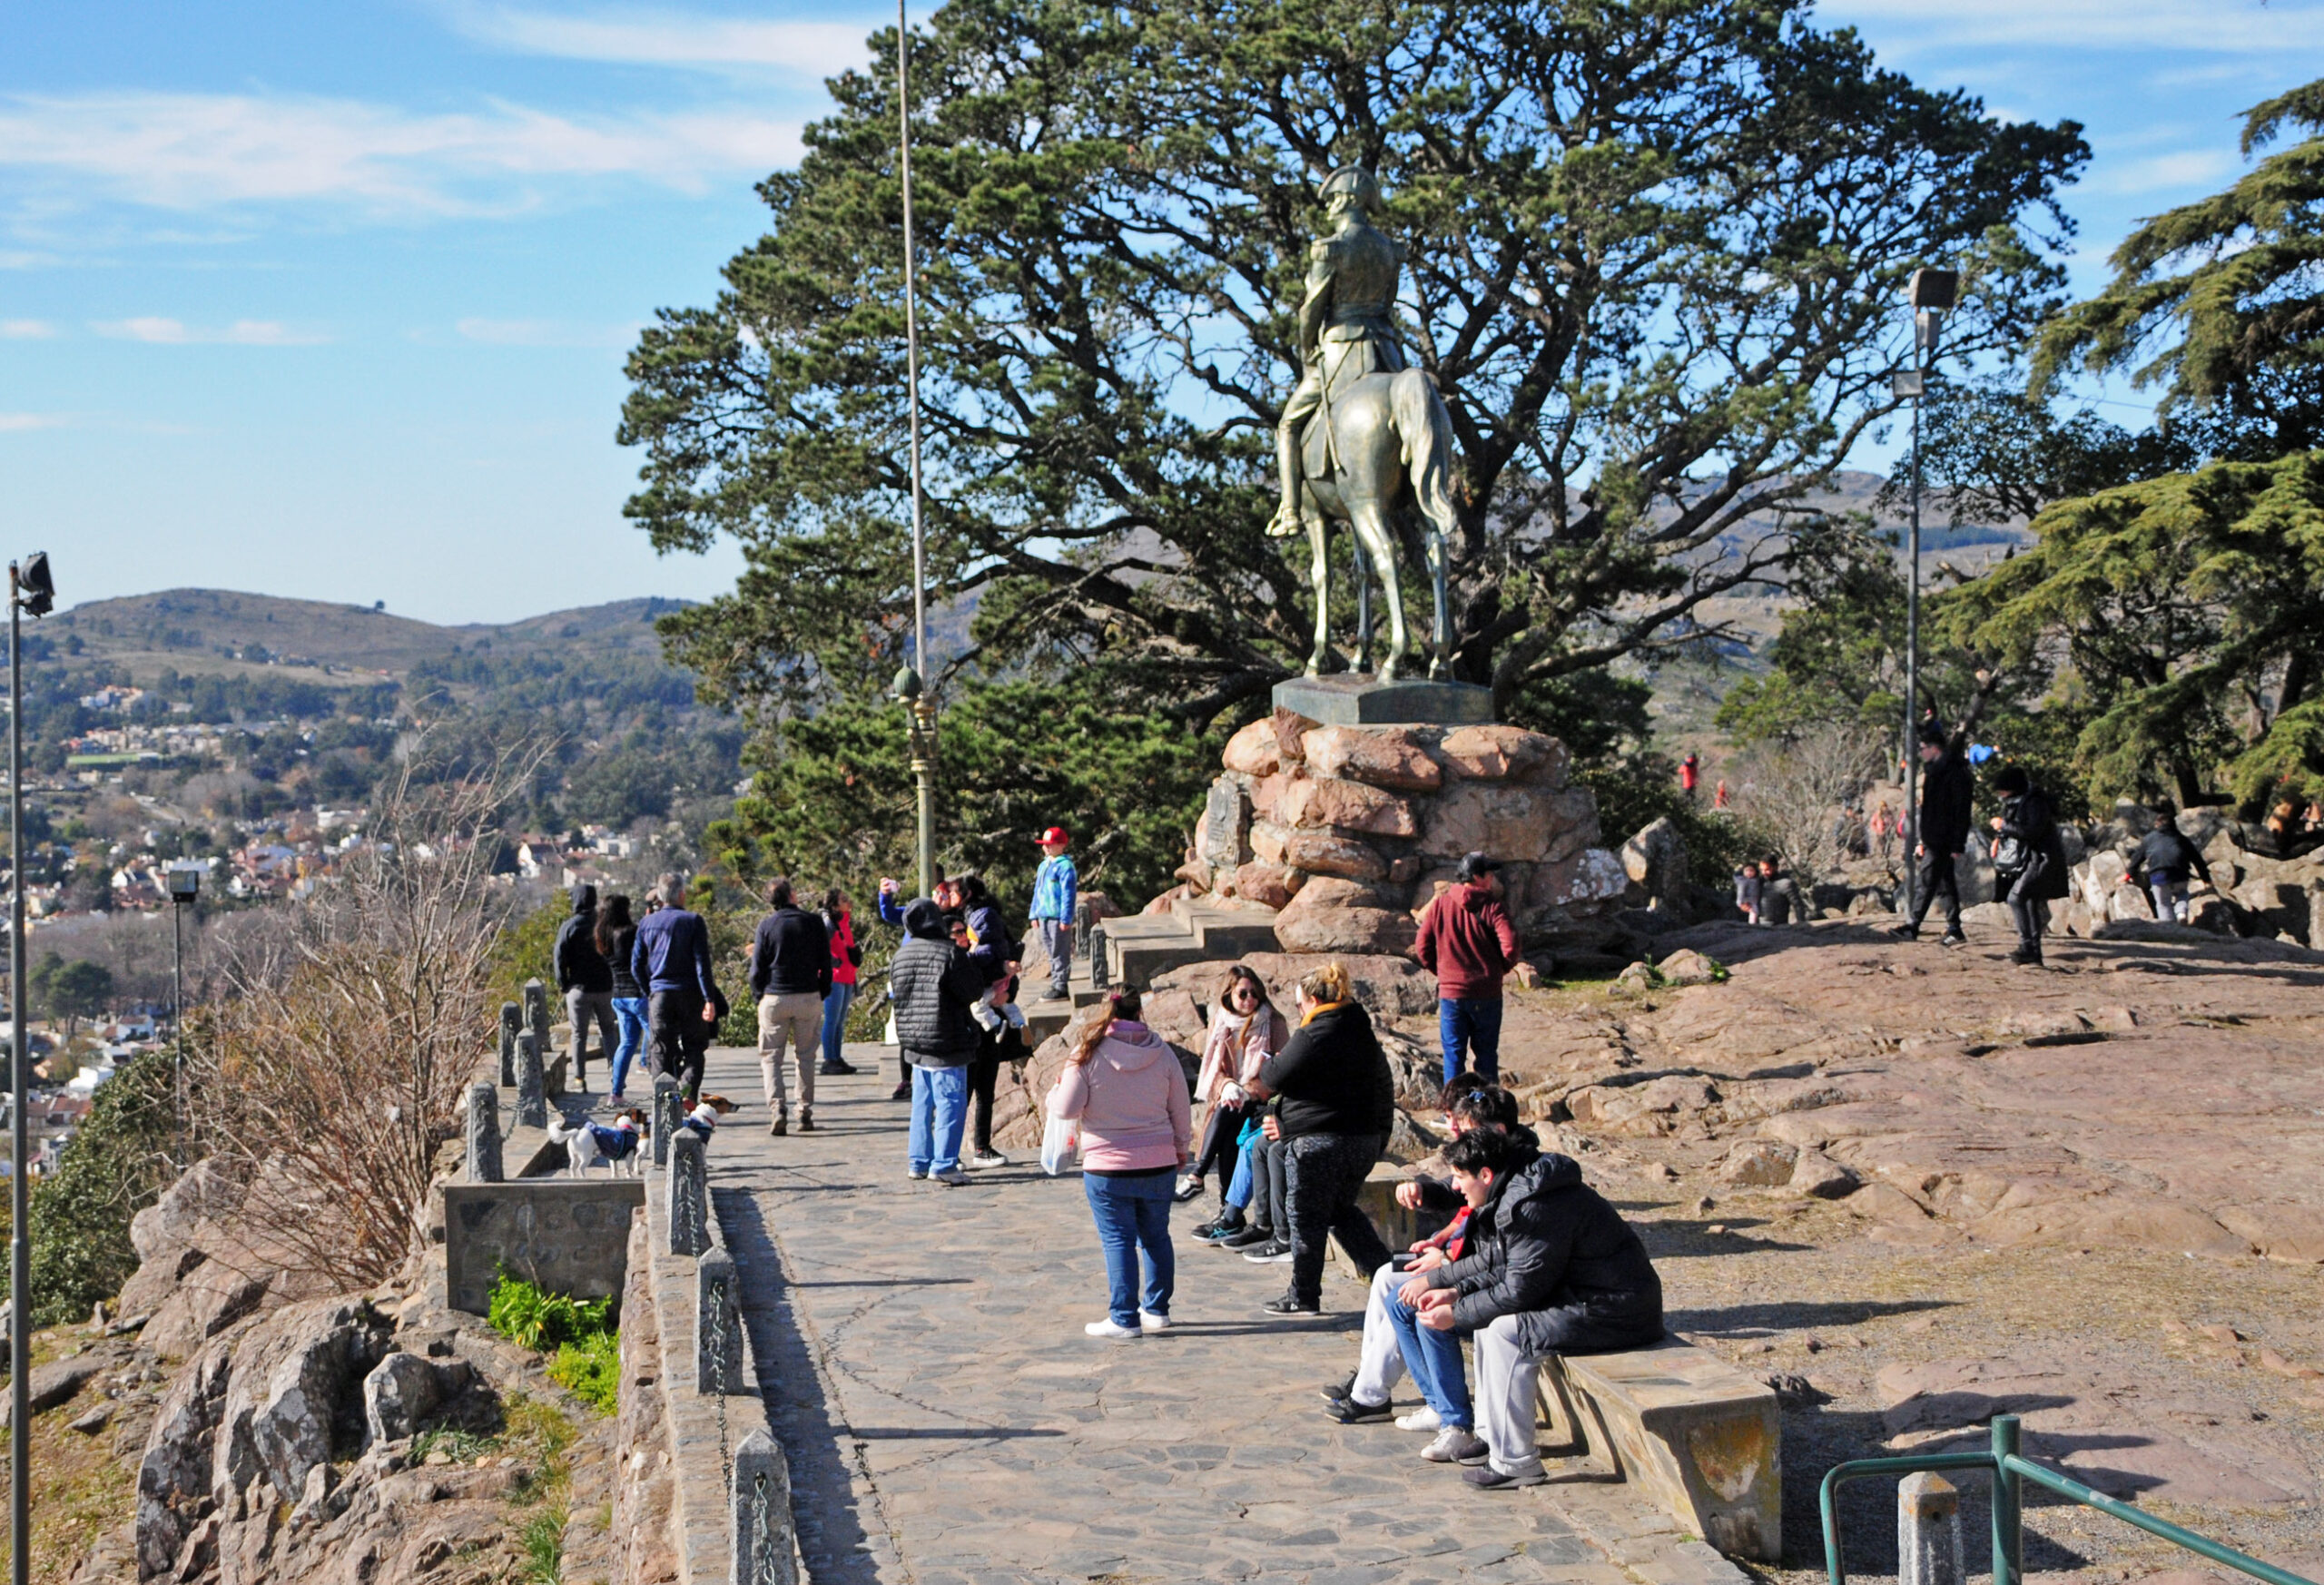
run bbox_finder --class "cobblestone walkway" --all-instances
[702,1045,1743,1585]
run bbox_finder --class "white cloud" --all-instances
[456,315,640,347]
[0,413,66,431]
[453,5,875,76]
[1,319,57,339]
[2087,149,2240,197]
[0,91,804,217]
[92,317,329,345]
[1820,0,2324,53]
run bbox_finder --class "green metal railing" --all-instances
[1820,1414,2318,1585]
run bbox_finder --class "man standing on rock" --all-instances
[1414,852,1534,1086]
[1892,724,1971,946]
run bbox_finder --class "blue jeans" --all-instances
[1439,997,1504,1085]
[1082,1172,1175,1327]
[1385,1284,1474,1427]
[820,981,856,1068]
[609,997,649,1097]
[908,1064,969,1174]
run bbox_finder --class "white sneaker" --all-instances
[1394,1406,1443,1432]
[1085,1318,1140,1339]
[968,1148,1009,1167]
[906,1167,928,1180]
[1137,1310,1172,1333]
[1421,1425,1488,1463]
[931,1167,970,1186]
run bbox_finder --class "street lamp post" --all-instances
[896,0,936,901]
[9,550,53,1585]
[168,866,200,1155]
[1896,268,1956,926]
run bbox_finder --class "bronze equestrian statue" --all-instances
[1265,166,1460,682]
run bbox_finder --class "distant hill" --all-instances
[48,590,694,680]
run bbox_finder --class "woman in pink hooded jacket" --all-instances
[1049,987,1192,1338]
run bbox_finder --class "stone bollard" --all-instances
[653,1079,680,1167]
[697,1248,744,1395]
[524,977,552,1052]
[465,1081,503,1182]
[667,1129,710,1256]
[1899,1472,1964,1585]
[730,1428,794,1585]
[498,1002,521,1087]
[1088,922,1109,990]
[516,1032,547,1129]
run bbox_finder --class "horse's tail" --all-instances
[1390,368,1459,544]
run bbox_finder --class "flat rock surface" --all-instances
[700,1046,1736,1585]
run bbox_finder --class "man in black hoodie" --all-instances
[1412,1127,1663,1489]
[748,877,832,1137]
[888,896,990,1185]
[552,882,615,1091]
[1893,723,1972,946]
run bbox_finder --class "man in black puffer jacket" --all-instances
[1413,1127,1663,1489]
[887,897,990,1185]
[552,882,615,1090]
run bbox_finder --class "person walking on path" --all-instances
[1049,986,1192,1338]
[1413,852,1531,1086]
[817,888,862,1077]
[1409,1127,1665,1490]
[1029,826,1079,1002]
[633,873,720,1103]
[598,893,646,1102]
[552,882,616,1092]
[1893,723,1973,945]
[1246,960,1396,1317]
[890,896,990,1185]
[2129,802,2213,923]
[1679,751,1699,799]
[1989,764,2069,967]
[749,876,832,1137]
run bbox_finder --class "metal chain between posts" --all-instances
[705,1271,734,1493]
[750,1470,781,1585]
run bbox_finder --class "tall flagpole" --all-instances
[899,0,937,901]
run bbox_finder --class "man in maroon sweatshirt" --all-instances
[1414,852,1533,1086]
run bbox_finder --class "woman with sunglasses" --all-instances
[1181,966,1289,1216]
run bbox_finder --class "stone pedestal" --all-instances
[516,1033,547,1129]
[1191,710,1626,956]
[667,1131,710,1257]
[498,1003,522,1087]
[1272,674,1492,726]
[1899,1472,1964,1585]
[464,1082,502,1183]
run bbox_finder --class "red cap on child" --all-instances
[1038,826,1069,845]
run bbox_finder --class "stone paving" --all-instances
[699,1045,1750,1585]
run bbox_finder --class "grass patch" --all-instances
[410,1424,500,1464]
[547,1333,619,1415]
[518,1507,566,1584]
[487,1271,618,1419]
[0,1333,137,1585]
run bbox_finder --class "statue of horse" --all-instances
[1266,364,1460,682]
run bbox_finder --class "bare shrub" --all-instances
[1730,724,1886,882]
[188,757,529,1291]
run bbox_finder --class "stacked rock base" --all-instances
[1187,705,1628,956]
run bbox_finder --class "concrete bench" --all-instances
[1538,1339,1779,1560]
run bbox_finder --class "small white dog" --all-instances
[548,1110,645,1177]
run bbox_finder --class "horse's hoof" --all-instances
[1428,659,1449,681]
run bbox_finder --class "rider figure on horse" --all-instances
[1268,166,1406,539]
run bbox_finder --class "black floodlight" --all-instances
[16,554,52,618]
[1906,268,1959,311]
[169,867,201,903]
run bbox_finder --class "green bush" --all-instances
[0,1049,180,1326]
[547,1333,620,1415]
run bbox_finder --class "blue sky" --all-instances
[2,1,2317,625]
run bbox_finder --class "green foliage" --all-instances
[486,1270,615,1354]
[1578,761,1762,893]
[519,1510,565,1584]
[704,680,1216,916]
[1502,667,1655,768]
[547,1333,621,1416]
[1937,450,2324,811]
[410,1425,499,1464]
[0,1051,178,1326]
[488,901,571,1011]
[29,954,115,1031]
[621,0,2083,731]
[2032,76,2324,451]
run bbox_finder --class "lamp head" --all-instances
[17,552,54,618]
[891,665,922,702]
[1906,268,1959,311]
[169,867,201,902]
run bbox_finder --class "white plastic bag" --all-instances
[1040,1109,1080,1176]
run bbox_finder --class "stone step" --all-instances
[1102,899,1282,990]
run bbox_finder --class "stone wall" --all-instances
[1190,708,1626,954]
[439,1180,645,1315]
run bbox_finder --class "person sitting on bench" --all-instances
[1407,1126,1664,1489]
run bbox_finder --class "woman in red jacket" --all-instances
[817,888,862,1078]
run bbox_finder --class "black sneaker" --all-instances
[1324,1396,1393,1424]
[818,1058,858,1076]
[1887,924,1919,941]
[1260,1294,1320,1317]
[1318,1372,1357,1405]
[888,1082,911,1101]
[1463,1464,1547,1490]
[1938,930,1968,948]
[1192,1215,1245,1243]
[1243,1239,1293,1264]
[2009,945,2042,966]
[1220,1225,1274,1249]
